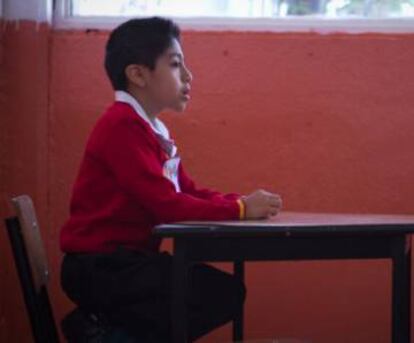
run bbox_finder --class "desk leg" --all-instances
[172,238,189,343]
[391,235,411,343]
[233,260,244,342]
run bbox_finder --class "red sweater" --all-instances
[60,102,241,253]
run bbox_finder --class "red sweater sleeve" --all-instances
[89,114,239,223]
[178,163,241,201]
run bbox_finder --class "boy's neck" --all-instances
[126,87,159,120]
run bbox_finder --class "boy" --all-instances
[60,17,282,342]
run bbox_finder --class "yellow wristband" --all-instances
[237,198,246,220]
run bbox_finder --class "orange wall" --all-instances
[0,21,50,342]
[2,20,414,342]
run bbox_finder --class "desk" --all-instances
[154,212,414,343]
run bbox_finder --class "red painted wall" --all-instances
[0,20,50,342]
[2,20,414,342]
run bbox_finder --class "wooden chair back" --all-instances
[5,194,59,343]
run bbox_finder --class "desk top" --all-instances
[154,212,414,237]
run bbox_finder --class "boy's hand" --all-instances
[242,190,282,219]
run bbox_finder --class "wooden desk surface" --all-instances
[154,211,414,237]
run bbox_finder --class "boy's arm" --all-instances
[178,162,241,202]
[92,117,243,223]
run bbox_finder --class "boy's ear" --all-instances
[125,64,149,88]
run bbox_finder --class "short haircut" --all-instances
[104,17,181,90]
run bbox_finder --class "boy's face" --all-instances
[142,38,193,114]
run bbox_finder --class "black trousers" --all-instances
[61,248,246,342]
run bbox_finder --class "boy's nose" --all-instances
[183,66,193,83]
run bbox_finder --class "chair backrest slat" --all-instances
[5,195,59,343]
[12,195,49,292]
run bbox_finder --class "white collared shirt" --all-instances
[115,90,178,158]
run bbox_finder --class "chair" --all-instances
[5,195,137,343]
[5,194,59,343]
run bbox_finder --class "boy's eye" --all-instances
[170,61,181,68]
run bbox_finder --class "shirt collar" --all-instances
[114,90,177,157]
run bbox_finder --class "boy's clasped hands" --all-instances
[242,190,282,220]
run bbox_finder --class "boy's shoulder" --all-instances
[100,101,137,124]
[86,101,157,151]
[94,101,149,133]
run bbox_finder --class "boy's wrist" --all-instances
[237,197,246,220]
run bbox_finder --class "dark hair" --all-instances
[104,17,180,90]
